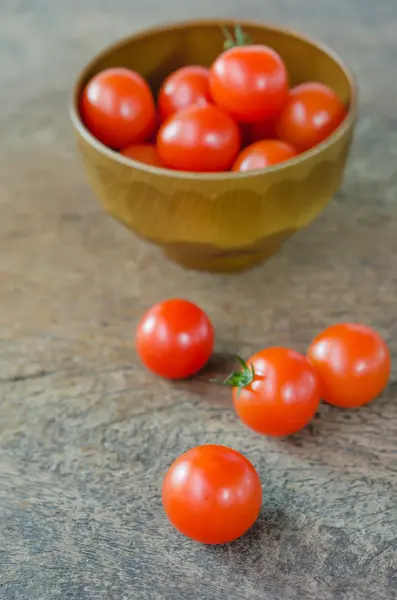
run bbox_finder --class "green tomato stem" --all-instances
[221,25,252,50]
[211,355,255,398]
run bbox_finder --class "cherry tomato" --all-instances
[157,104,241,172]
[276,82,347,152]
[227,349,320,436]
[80,67,156,149]
[146,113,162,143]
[120,144,164,167]
[240,118,278,146]
[162,444,262,544]
[136,299,214,379]
[158,66,212,121]
[307,323,391,408]
[232,139,297,172]
[210,45,288,123]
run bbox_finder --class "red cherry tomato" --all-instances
[80,67,156,149]
[307,323,391,408]
[120,144,164,167]
[162,444,262,544]
[210,45,288,123]
[146,113,162,143]
[240,118,278,146]
[136,299,214,379]
[157,104,241,172]
[228,349,320,436]
[232,139,297,172]
[158,66,212,121]
[276,82,348,152]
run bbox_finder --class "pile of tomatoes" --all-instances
[80,26,348,173]
[136,298,391,545]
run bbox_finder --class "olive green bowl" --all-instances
[70,19,357,273]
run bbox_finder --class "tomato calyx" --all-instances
[219,355,256,396]
[221,25,252,50]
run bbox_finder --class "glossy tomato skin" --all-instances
[162,445,262,544]
[276,82,347,152]
[80,67,156,149]
[136,299,214,379]
[157,104,241,172]
[120,143,164,167]
[233,348,320,436]
[232,139,297,172]
[158,66,212,121]
[307,323,391,408]
[210,45,288,123]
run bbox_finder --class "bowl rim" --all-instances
[70,18,358,181]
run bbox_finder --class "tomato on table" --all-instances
[136,299,214,379]
[80,67,156,149]
[276,82,347,152]
[120,143,164,167]
[224,349,320,436]
[210,43,288,123]
[158,66,212,121]
[232,139,297,172]
[157,104,241,172]
[307,323,391,408]
[162,444,262,544]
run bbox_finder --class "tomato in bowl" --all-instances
[70,19,357,273]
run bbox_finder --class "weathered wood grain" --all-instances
[1,0,397,598]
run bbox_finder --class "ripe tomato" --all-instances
[226,349,320,436]
[80,67,156,149]
[276,82,347,152]
[120,143,164,167]
[210,45,288,123]
[157,104,241,172]
[158,66,212,121]
[232,139,297,172]
[240,118,278,146]
[146,113,162,143]
[136,299,214,379]
[307,323,391,408]
[162,444,262,544]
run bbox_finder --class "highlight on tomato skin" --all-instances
[162,444,262,544]
[135,298,214,380]
[225,348,321,436]
[307,323,391,408]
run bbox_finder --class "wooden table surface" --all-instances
[1,1,397,598]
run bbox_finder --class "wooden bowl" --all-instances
[70,19,357,273]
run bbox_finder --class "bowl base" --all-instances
[163,238,291,273]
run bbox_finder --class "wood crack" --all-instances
[0,364,136,386]
[0,370,57,384]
